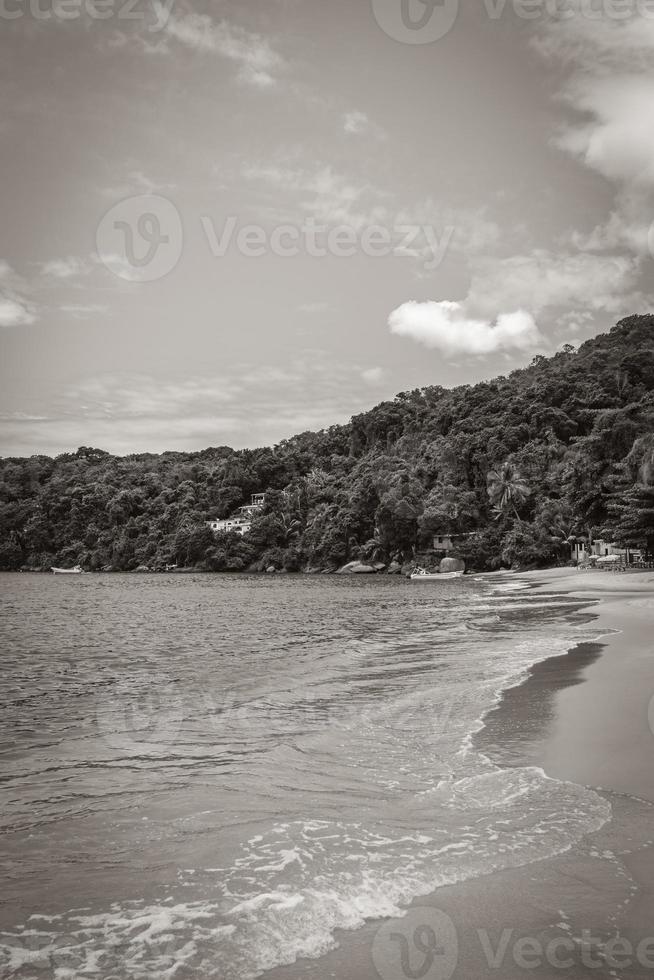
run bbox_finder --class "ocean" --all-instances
[0,572,612,979]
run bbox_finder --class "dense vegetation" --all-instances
[2,315,654,573]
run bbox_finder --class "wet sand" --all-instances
[268,568,654,980]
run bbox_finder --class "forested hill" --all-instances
[2,314,654,573]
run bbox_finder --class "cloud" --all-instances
[0,261,36,327]
[556,74,654,190]
[361,366,385,384]
[244,162,387,229]
[66,373,239,420]
[0,296,36,328]
[100,171,177,200]
[343,110,386,140]
[534,7,654,258]
[344,110,369,134]
[1,360,396,456]
[389,301,544,356]
[162,11,285,88]
[60,304,109,318]
[39,256,91,280]
[388,245,644,358]
[465,250,642,318]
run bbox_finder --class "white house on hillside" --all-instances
[207,493,265,537]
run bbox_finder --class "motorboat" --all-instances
[410,566,463,580]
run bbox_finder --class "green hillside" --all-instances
[2,314,654,572]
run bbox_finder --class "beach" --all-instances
[266,568,654,980]
[2,570,653,980]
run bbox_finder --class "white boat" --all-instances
[51,565,83,574]
[411,566,463,580]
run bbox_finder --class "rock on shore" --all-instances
[336,561,379,575]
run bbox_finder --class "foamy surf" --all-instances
[0,574,612,979]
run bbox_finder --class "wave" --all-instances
[0,577,614,980]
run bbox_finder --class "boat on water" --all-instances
[410,566,463,580]
[51,565,83,575]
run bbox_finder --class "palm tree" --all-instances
[486,462,530,521]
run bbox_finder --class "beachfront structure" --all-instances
[207,493,265,537]
[433,533,455,552]
[571,538,642,561]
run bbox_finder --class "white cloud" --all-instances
[535,8,654,260]
[361,366,385,384]
[66,373,239,419]
[0,296,36,328]
[100,171,177,200]
[1,360,396,455]
[556,74,654,189]
[162,12,285,88]
[244,162,387,229]
[344,110,369,134]
[465,250,642,318]
[389,301,544,356]
[343,110,386,139]
[60,304,109,318]
[0,261,36,327]
[40,256,91,280]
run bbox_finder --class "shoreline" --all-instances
[265,567,654,980]
[492,567,654,802]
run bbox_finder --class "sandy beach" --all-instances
[267,568,654,980]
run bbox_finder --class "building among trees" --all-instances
[207,494,265,536]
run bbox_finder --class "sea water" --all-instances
[0,573,611,978]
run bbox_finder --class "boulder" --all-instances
[266,565,276,573]
[440,556,465,574]
[336,560,376,575]
[386,561,402,575]
[134,564,151,573]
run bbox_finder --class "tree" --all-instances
[486,462,530,521]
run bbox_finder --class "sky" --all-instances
[0,0,653,457]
